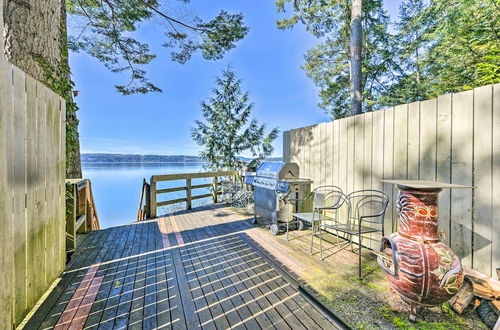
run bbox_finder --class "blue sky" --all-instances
[72,1,401,158]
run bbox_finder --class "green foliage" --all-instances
[276,0,500,118]
[382,0,500,106]
[276,0,393,119]
[66,0,249,94]
[191,69,279,171]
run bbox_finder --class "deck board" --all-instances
[24,206,342,329]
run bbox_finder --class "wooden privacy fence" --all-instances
[66,179,101,253]
[0,57,66,327]
[283,84,500,278]
[140,171,238,219]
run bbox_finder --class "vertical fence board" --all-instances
[60,99,66,268]
[25,76,38,309]
[317,124,323,186]
[314,124,321,188]
[35,82,47,294]
[394,105,408,181]
[333,120,340,187]
[407,102,420,180]
[347,117,355,193]
[450,90,474,268]
[296,129,303,178]
[321,123,328,186]
[472,85,493,275]
[363,113,375,248]
[45,90,57,284]
[303,127,309,180]
[393,105,407,238]
[0,57,14,329]
[12,66,27,325]
[290,129,297,164]
[492,84,500,274]
[338,119,348,192]
[325,122,333,187]
[372,110,384,192]
[419,99,437,181]
[363,112,373,190]
[383,108,395,232]
[437,94,453,246]
[354,115,364,191]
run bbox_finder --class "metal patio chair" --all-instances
[289,186,346,254]
[319,189,389,280]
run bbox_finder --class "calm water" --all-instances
[82,162,209,228]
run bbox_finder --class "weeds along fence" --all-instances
[283,84,500,278]
[0,56,66,327]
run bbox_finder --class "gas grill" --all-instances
[248,162,312,235]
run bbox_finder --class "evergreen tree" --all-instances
[191,69,279,171]
[276,0,393,119]
[383,0,499,105]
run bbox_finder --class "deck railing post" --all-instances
[150,177,157,218]
[212,176,218,203]
[186,178,192,209]
[145,181,151,218]
[84,180,90,233]
[66,183,77,252]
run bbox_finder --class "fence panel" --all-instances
[0,56,66,327]
[283,83,500,277]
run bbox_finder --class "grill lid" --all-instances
[256,162,299,180]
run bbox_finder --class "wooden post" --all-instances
[150,177,157,218]
[212,176,218,203]
[186,178,192,209]
[66,183,77,252]
[145,182,150,219]
[85,179,92,233]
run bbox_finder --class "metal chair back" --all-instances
[346,190,389,233]
[311,185,345,210]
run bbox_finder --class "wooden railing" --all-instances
[66,179,101,253]
[137,179,150,221]
[138,171,238,219]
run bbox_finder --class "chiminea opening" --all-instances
[378,237,398,278]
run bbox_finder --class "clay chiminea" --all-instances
[377,180,471,321]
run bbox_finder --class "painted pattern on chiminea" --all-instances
[377,180,472,322]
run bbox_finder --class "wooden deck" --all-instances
[24,205,342,329]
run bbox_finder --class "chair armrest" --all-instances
[360,213,385,221]
[358,214,386,228]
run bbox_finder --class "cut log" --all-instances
[464,268,500,300]
[492,300,500,312]
[449,280,474,314]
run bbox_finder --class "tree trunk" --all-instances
[350,0,363,116]
[3,0,82,179]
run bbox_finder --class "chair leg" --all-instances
[358,234,362,280]
[320,226,323,260]
[310,221,314,256]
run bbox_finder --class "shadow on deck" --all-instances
[23,205,344,330]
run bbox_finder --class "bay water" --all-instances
[82,162,209,228]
